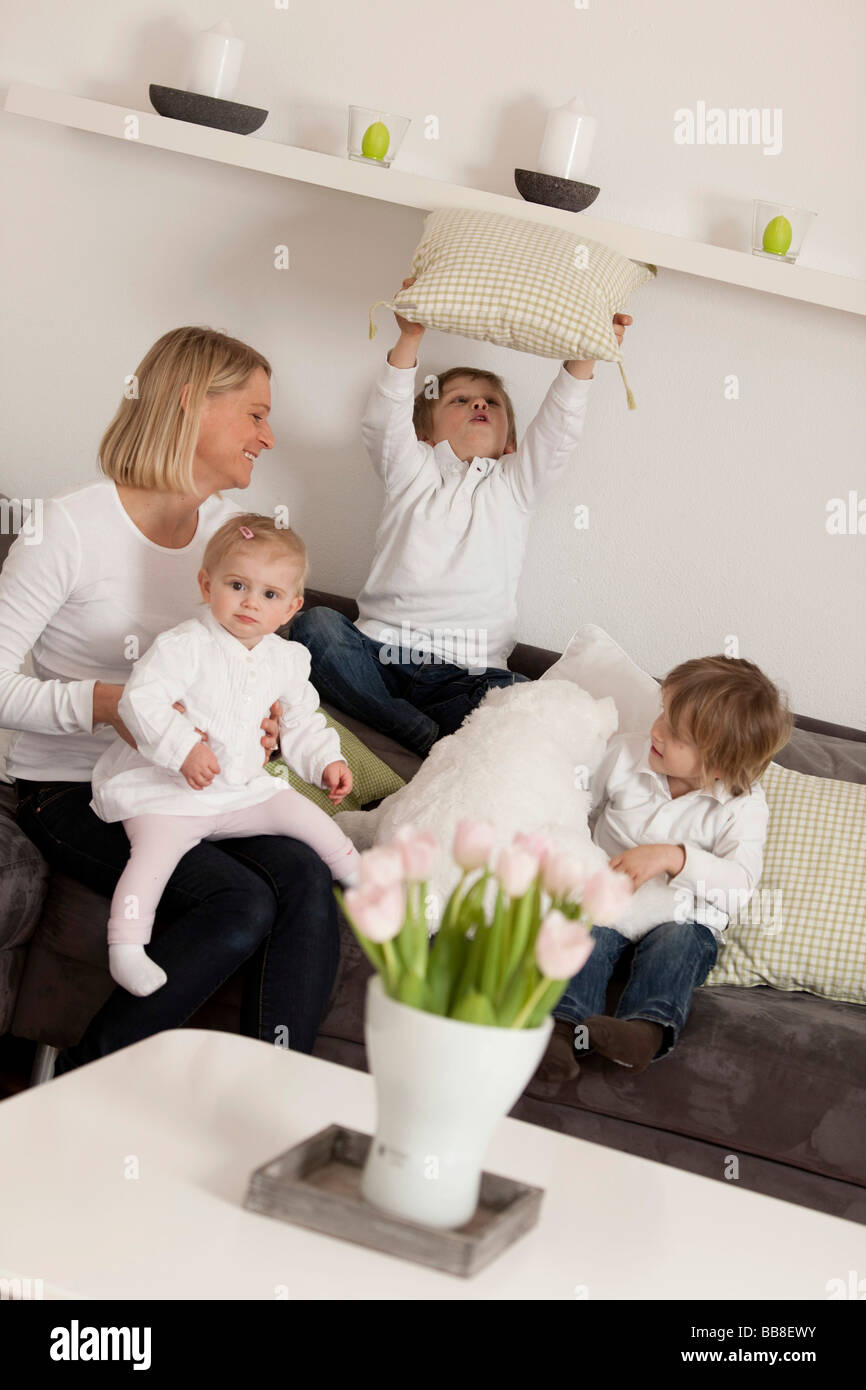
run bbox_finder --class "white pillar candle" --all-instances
[185,19,245,101]
[538,98,598,181]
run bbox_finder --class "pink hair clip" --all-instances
[239,525,254,539]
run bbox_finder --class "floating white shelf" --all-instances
[5,83,865,318]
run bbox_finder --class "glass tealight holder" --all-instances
[347,106,411,168]
[751,200,816,264]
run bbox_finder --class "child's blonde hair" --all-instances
[413,368,517,452]
[662,655,794,797]
[98,326,271,495]
[201,513,308,596]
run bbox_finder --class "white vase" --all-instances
[361,975,553,1229]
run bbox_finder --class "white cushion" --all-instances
[541,623,661,735]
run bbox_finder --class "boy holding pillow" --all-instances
[292,282,632,756]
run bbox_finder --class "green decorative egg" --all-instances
[762,215,793,256]
[361,120,390,161]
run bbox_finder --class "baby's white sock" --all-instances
[109,944,168,997]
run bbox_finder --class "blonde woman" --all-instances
[0,326,341,1075]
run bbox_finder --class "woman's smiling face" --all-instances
[184,366,275,496]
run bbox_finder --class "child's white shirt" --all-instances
[590,732,770,934]
[90,609,343,822]
[354,358,593,672]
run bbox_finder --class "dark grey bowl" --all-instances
[149,84,268,135]
[514,168,600,213]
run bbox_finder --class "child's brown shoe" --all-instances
[530,1017,581,1090]
[585,1015,664,1073]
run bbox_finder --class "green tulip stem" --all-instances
[480,885,506,1000]
[501,887,536,982]
[440,869,469,934]
[381,938,400,995]
[511,975,550,1030]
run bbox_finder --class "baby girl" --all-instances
[90,513,361,998]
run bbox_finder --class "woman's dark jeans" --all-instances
[15,780,341,1075]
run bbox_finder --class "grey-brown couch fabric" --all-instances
[2,570,865,1227]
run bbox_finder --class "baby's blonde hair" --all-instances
[99,326,271,495]
[201,513,308,596]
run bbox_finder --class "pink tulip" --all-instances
[358,846,405,891]
[582,866,633,925]
[542,851,590,902]
[453,818,495,871]
[536,910,595,980]
[392,825,438,881]
[513,831,553,867]
[495,845,539,899]
[343,882,406,943]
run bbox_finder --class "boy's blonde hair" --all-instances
[413,368,517,452]
[201,513,308,596]
[662,655,794,797]
[98,326,271,495]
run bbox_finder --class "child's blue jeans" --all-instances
[290,606,528,758]
[554,920,719,1062]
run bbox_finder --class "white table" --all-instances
[1,1029,863,1300]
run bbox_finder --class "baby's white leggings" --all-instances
[107,788,361,945]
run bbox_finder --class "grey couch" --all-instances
[2,547,865,1225]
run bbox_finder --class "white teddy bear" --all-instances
[337,679,682,940]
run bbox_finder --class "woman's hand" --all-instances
[260,701,282,764]
[92,681,137,749]
[608,842,685,890]
[322,760,353,806]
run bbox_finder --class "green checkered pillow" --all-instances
[265,709,404,815]
[705,761,866,1005]
[368,206,657,409]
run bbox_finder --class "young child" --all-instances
[538,654,794,1082]
[90,514,361,999]
[291,277,632,757]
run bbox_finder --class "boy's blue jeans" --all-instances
[290,606,528,757]
[554,920,719,1062]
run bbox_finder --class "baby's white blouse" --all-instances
[90,609,342,822]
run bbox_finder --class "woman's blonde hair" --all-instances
[662,655,794,797]
[98,326,271,495]
[201,513,308,595]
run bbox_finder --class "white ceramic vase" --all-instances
[361,975,553,1229]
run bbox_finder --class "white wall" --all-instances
[2,0,864,727]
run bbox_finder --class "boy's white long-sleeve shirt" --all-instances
[90,609,343,822]
[354,358,593,672]
[590,733,770,937]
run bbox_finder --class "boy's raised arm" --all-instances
[360,282,431,495]
[499,315,632,512]
[499,362,594,512]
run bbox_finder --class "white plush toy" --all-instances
[336,679,682,940]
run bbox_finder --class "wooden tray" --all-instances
[244,1124,544,1279]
